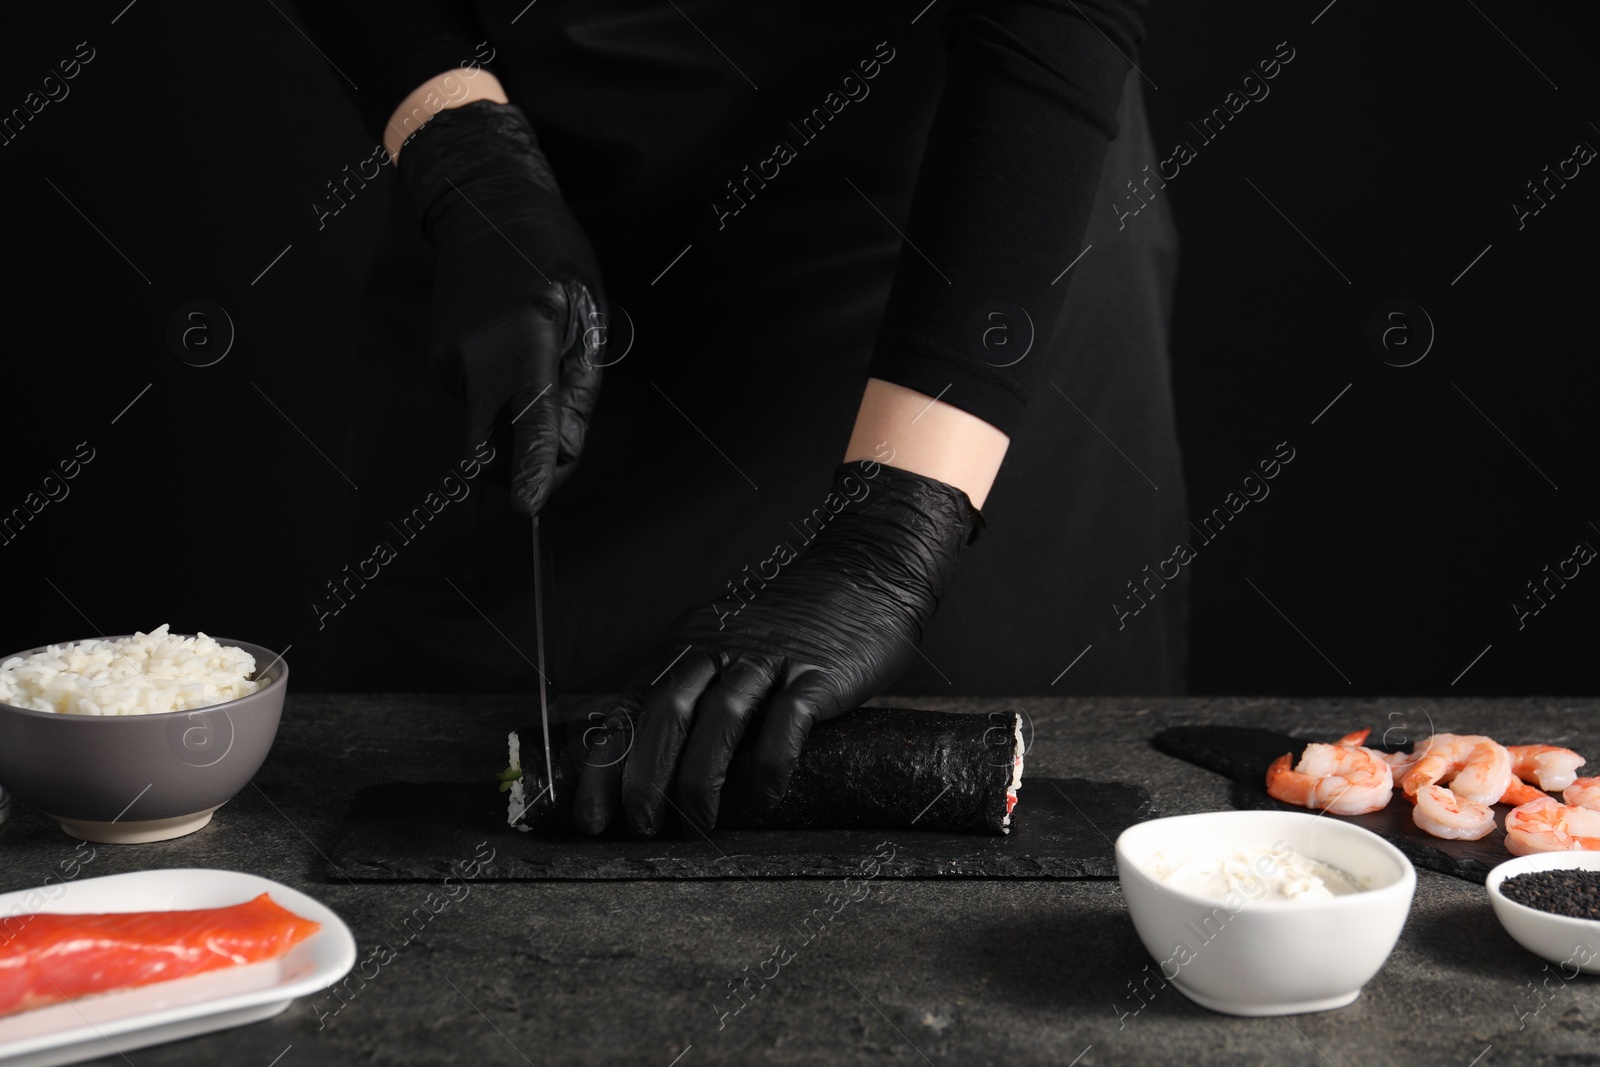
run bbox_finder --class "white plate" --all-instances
[0,869,356,1067]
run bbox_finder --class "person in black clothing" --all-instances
[294,0,1185,835]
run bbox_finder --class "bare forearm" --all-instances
[384,69,509,161]
[843,378,1010,509]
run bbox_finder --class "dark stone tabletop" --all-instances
[4,694,1597,1066]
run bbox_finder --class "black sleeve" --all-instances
[289,0,494,144]
[867,0,1146,437]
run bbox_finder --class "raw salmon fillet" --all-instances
[0,892,320,1017]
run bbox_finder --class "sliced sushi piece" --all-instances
[0,892,321,1017]
[504,707,1026,835]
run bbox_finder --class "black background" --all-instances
[0,1,1593,695]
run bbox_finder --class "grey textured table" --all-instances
[4,695,1597,1066]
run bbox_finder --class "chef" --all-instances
[294,0,1186,835]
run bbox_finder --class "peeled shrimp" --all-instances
[1401,734,1512,805]
[1376,749,1423,773]
[1266,731,1394,815]
[1500,775,1550,806]
[1507,745,1587,792]
[1564,777,1600,810]
[1412,785,1496,841]
[1336,728,1402,772]
[1342,729,1422,774]
[1504,796,1600,856]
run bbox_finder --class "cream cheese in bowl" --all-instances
[1115,810,1415,1016]
[1144,843,1365,904]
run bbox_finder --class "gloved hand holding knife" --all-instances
[397,93,606,803]
[396,97,606,517]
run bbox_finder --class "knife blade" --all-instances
[531,515,555,805]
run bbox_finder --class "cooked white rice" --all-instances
[0,624,261,716]
[1002,711,1025,833]
[506,730,530,831]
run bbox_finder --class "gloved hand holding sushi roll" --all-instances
[573,380,1008,837]
[396,88,606,518]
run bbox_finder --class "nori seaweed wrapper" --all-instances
[507,707,1023,835]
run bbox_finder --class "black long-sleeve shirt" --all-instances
[292,0,1144,437]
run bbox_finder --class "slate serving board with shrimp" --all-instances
[326,776,1153,881]
[1152,726,1514,883]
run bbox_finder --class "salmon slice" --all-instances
[0,892,320,1017]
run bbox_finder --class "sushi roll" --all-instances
[502,707,1026,835]
[499,723,583,833]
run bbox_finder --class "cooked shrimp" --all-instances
[1338,728,1398,771]
[1400,734,1459,795]
[1504,797,1600,856]
[1564,777,1600,810]
[1507,745,1587,792]
[1450,739,1514,803]
[1266,734,1394,816]
[1412,785,1496,840]
[1376,749,1423,773]
[1400,734,1512,805]
[1500,775,1550,806]
[1333,727,1418,777]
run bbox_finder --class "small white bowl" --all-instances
[1487,852,1600,974]
[1116,810,1416,1016]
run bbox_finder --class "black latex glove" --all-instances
[398,100,604,516]
[572,460,983,836]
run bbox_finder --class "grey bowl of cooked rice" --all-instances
[0,626,288,843]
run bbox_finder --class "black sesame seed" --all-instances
[1501,869,1600,920]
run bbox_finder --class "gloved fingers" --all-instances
[573,760,623,835]
[747,687,826,810]
[675,659,778,831]
[460,304,560,441]
[464,310,537,444]
[577,703,637,771]
[620,652,719,837]
[572,707,633,835]
[508,380,560,517]
[504,302,567,517]
[552,281,604,495]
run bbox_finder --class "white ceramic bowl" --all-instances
[0,637,288,844]
[1487,852,1600,974]
[1116,810,1416,1016]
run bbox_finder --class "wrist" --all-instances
[384,68,509,161]
[830,460,983,552]
[394,99,557,227]
[842,378,1009,509]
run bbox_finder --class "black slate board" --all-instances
[325,776,1154,880]
[1152,725,1515,884]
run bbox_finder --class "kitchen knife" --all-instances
[531,515,555,805]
